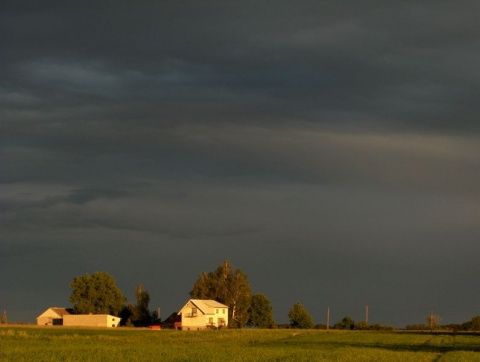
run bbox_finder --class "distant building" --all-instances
[177,299,228,330]
[36,307,120,327]
[161,312,181,329]
[36,307,72,326]
[63,314,121,328]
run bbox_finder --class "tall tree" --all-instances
[247,294,275,328]
[288,302,314,329]
[69,272,126,316]
[120,284,153,326]
[190,260,252,328]
[134,283,152,326]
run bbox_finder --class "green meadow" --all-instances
[1,326,480,361]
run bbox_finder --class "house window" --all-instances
[191,308,197,316]
[218,318,225,326]
[223,309,225,314]
[216,309,219,314]
[209,318,214,325]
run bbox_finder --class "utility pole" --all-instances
[365,304,369,325]
[326,306,330,330]
[2,310,7,324]
[430,310,433,331]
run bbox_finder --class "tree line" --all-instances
[68,263,480,330]
[406,315,480,332]
[69,261,275,328]
[69,272,158,327]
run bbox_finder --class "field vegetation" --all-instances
[1,325,480,361]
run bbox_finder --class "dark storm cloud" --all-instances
[2,1,480,133]
[1,1,479,325]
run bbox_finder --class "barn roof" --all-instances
[50,307,72,316]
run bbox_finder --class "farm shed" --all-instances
[37,308,121,327]
[63,314,121,327]
[37,307,72,326]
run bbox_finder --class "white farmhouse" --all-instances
[177,299,228,330]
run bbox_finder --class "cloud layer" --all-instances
[1,1,479,326]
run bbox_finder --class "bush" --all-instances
[288,302,314,329]
[334,317,355,330]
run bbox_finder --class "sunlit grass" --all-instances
[1,326,480,361]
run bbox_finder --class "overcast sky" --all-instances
[1,1,479,327]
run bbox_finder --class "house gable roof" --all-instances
[177,299,228,316]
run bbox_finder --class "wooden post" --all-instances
[366,304,369,325]
[326,306,330,330]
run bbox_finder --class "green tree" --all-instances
[470,316,480,331]
[247,294,275,328]
[355,320,369,330]
[134,283,152,326]
[119,284,153,326]
[190,260,252,328]
[334,316,355,330]
[462,316,480,331]
[69,272,126,316]
[119,305,134,326]
[288,302,314,329]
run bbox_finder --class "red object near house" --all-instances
[149,325,161,330]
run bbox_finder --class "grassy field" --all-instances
[1,326,480,361]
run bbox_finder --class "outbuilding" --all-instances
[36,307,121,327]
[36,307,72,326]
[63,314,121,328]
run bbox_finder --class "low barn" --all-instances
[36,308,121,327]
[63,314,121,328]
[36,307,72,326]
